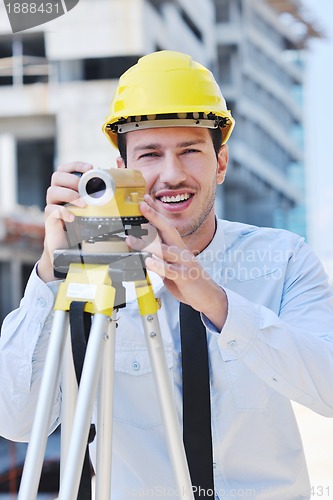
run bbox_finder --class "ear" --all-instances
[216,145,228,185]
[116,156,126,169]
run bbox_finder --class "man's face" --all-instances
[119,127,228,243]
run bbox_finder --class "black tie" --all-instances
[179,302,214,499]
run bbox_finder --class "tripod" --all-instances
[17,248,194,500]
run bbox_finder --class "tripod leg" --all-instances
[60,331,78,482]
[142,313,194,499]
[18,310,69,500]
[58,313,111,500]
[135,278,194,499]
[95,311,117,500]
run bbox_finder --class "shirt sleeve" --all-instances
[205,240,333,417]
[0,264,61,441]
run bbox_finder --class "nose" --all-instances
[158,152,187,185]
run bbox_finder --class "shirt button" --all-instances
[38,298,46,307]
[228,340,237,348]
[132,361,140,371]
[213,462,216,469]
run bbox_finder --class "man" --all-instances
[1,51,333,499]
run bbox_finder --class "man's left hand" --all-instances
[126,195,228,331]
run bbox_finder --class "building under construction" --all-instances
[0,0,323,322]
[0,0,324,493]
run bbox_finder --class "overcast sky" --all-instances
[301,0,333,274]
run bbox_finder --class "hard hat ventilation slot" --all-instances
[109,112,229,134]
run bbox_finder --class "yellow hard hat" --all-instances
[102,50,235,148]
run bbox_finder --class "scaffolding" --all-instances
[267,0,325,43]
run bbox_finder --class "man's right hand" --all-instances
[38,162,93,282]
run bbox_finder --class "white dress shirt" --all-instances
[1,219,333,499]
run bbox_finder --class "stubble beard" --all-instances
[177,180,216,240]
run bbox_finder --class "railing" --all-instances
[0,55,50,85]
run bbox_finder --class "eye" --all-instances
[138,152,160,159]
[181,148,201,155]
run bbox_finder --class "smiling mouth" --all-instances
[158,193,192,204]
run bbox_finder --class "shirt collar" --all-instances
[195,218,226,280]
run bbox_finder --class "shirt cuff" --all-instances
[23,262,61,319]
[216,288,259,361]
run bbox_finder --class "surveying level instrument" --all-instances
[18,168,194,500]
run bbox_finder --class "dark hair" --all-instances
[209,127,223,158]
[117,127,222,167]
[117,132,127,166]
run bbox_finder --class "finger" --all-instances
[145,256,196,283]
[127,235,194,267]
[46,185,86,207]
[44,207,75,258]
[48,163,93,199]
[45,204,75,223]
[51,169,86,191]
[139,201,187,248]
[51,171,80,189]
[58,162,93,174]
[126,233,163,255]
[154,244,194,264]
[145,256,179,280]
[143,193,155,207]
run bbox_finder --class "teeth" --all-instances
[160,193,191,203]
